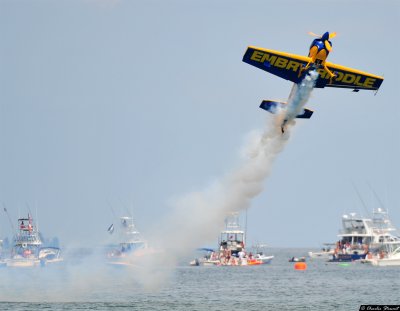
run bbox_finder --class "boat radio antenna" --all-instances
[118,197,132,218]
[367,182,386,211]
[26,202,33,217]
[107,199,117,219]
[351,182,370,217]
[2,203,15,233]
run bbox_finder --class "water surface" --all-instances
[0,248,398,310]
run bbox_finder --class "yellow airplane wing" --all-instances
[243,46,384,91]
[242,46,311,84]
[323,62,384,90]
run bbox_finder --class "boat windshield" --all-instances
[221,232,244,243]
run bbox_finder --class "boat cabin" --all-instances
[338,209,400,249]
[12,215,42,259]
[218,213,245,255]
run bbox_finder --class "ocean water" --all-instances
[0,248,399,310]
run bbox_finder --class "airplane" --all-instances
[242,31,384,133]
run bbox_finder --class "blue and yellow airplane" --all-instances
[242,31,384,132]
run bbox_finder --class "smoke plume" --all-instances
[125,70,319,290]
[0,71,319,301]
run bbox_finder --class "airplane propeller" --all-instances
[329,32,337,39]
[307,31,337,39]
[308,31,320,37]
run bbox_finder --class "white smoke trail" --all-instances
[277,70,320,130]
[126,70,319,290]
[0,72,320,302]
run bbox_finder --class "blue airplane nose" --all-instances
[321,32,329,41]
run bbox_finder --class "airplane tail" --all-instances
[259,100,313,119]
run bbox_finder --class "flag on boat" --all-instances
[107,223,114,234]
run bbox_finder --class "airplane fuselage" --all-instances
[304,32,335,78]
[308,40,331,64]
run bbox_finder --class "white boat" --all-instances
[107,216,147,265]
[309,208,400,261]
[5,214,62,267]
[308,243,335,259]
[338,209,400,249]
[192,212,274,266]
[362,242,400,266]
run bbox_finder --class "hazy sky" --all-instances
[0,0,399,248]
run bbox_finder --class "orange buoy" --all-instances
[294,262,307,270]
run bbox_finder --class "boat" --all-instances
[364,244,400,266]
[329,252,366,262]
[247,253,274,265]
[192,212,274,266]
[360,241,400,266]
[328,208,400,262]
[308,243,335,259]
[289,257,306,262]
[107,216,148,265]
[0,239,5,267]
[5,214,62,267]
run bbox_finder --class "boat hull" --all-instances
[329,253,366,262]
[362,255,400,266]
[5,259,40,267]
[308,251,333,259]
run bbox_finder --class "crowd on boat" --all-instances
[1,206,398,268]
[191,213,274,266]
[198,247,271,266]
[310,208,400,264]
[333,240,369,255]
[331,240,392,260]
